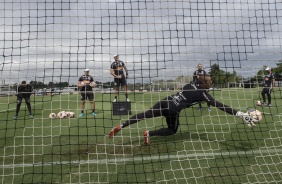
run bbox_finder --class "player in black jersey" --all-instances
[110,54,130,102]
[261,67,275,106]
[193,63,211,111]
[109,75,259,145]
[14,81,33,119]
[77,68,97,117]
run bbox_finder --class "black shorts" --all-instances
[17,94,31,103]
[114,75,127,87]
[262,87,271,95]
[80,92,94,101]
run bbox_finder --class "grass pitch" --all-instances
[0,88,281,183]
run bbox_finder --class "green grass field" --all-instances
[0,88,281,183]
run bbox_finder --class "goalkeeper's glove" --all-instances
[236,111,256,128]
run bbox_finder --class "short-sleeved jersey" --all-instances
[263,73,275,88]
[193,69,207,85]
[111,61,125,76]
[78,75,94,91]
[17,84,33,97]
[164,83,237,116]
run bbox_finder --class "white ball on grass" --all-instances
[57,111,66,118]
[64,111,75,118]
[49,113,56,119]
[248,109,263,123]
[256,100,261,106]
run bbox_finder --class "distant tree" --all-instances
[209,64,225,86]
[209,64,240,87]
[48,82,55,88]
[57,82,69,89]
[273,60,282,78]
[29,81,37,87]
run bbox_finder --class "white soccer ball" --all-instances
[256,100,261,106]
[57,111,66,119]
[65,111,71,118]
[69,112,75,118]
[248,109,263,123]
[65,111,75,118]
[49,113,56,119]
[90,81,96,88]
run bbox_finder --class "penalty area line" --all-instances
[1,148,282,169]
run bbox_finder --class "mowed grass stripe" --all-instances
[1,148,281,169]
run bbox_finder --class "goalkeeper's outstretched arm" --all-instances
[204,93,257,128]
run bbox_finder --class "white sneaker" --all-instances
[126,98,130,102]
[113,98,117,102]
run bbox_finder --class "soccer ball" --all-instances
[69,112,75,118]
[65,111,71,118]
[90,81,96,88]
[65,111,75,118]
[256,100,262,106]
[57,111,66,118]
[49,113,56,119]
[248,109,262,123]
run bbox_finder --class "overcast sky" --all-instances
[0,0,281,85]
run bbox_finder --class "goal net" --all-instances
[0,0,281,183]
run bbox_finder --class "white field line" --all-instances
[1,148,282,169]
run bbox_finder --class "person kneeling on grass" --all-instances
[109,75,258,145]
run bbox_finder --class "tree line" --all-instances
[7,60,282,91]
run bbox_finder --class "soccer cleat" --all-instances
[113,98,117,102]
[126,98,130,102]
[29,114,34,119]
[144,131,150,145]
[79,113,84,117]
[208,107,211,112]
[92,112,97,116]
[263,102,267,106]
[109,124,122,138]
[13,115,18,119]
[267,104,272,107]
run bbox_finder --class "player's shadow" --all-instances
[131,131,254,152]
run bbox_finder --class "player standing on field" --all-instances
[14,81,34,119]
[77,68,97,117]
[193,63,211,112]
[109,75,259,145]
[110,54,130,102]
[261,66,275,106]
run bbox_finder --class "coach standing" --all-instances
[110,54,130,102]
[14,81,33,119]
[193,63,211,111]
[77,68,97,117]
[261,66,275,106]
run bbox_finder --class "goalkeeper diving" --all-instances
[109,75,262,145]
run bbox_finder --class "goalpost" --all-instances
[0,0,282,183]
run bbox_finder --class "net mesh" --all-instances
[0,0,282,183]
